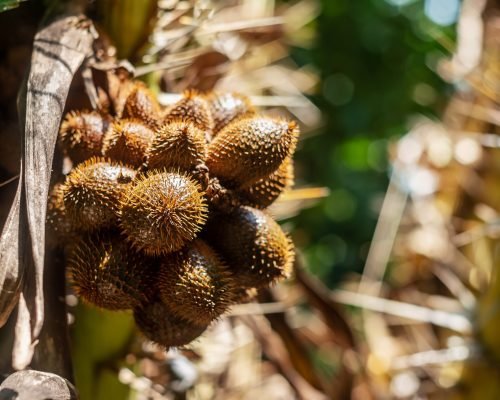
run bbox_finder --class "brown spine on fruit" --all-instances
[62,157,136,231]
[205,206,294,288]
[157,240,236,325]
[134,299,208,348]
[46,183,76,247]
[145,120,207,172]
[237,157,294,209]
[120,171,208,255]
[102,119,154,167]
[208,92,255,134]
[59,110,109,164]
[206,117,299,188]
[122,83,161,129]
[67,232,157,310]
[164,90,214,135]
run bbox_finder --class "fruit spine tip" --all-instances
[164,90,214,134]
[122,82,160,129]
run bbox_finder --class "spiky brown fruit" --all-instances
[67,232,157,310]
[134,299,208,348]
[206,117,299,188]
[208,92,255,134]
[206,206,294,288]
[145,120,207,171]
[62,158,136,231]
[46,183,76,247]
[59,111,109,164]
[120,171,208,255]
[164,90,214,135]
[102,119,154,167]
[237,157,294,209]
[157,240,235,325]
[122,83,161,129]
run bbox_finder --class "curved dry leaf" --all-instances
[0,370,77,400]
[0,14,96,371]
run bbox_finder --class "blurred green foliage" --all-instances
[0,0,26,12]
[290,0,455,285]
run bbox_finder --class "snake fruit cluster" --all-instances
[49,82,297,348]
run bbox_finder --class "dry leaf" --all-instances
[0,14,95,373]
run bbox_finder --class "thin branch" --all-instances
[452,100,500,125]
[358,170,408,295]
[157,92,315,108]
[332,290,473,334]
[391,345,480,370]
[199,17,285,35]
[229,302,288,316]
[0,174,20,188]
[453,219,500,246]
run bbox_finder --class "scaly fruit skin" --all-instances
[145,120,207,172]
[67,232,157,310]
[56,83,300,349]
[206,117,299,188]
[164,90,214,136]
[46,183,77,247]
[62,158,136,231]
[102,119,154,167]
[59,111,109,164]
[208,92,255,135]
[134,299,208,348]
[157,240,235,325]
[237,157,294,209]
[122,83,161,129]
[206,206,294,288]
[120,171,208,255]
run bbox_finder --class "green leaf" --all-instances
[0,0,27,12]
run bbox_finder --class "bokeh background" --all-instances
[1,0,498,399]
[292,0,455,285]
